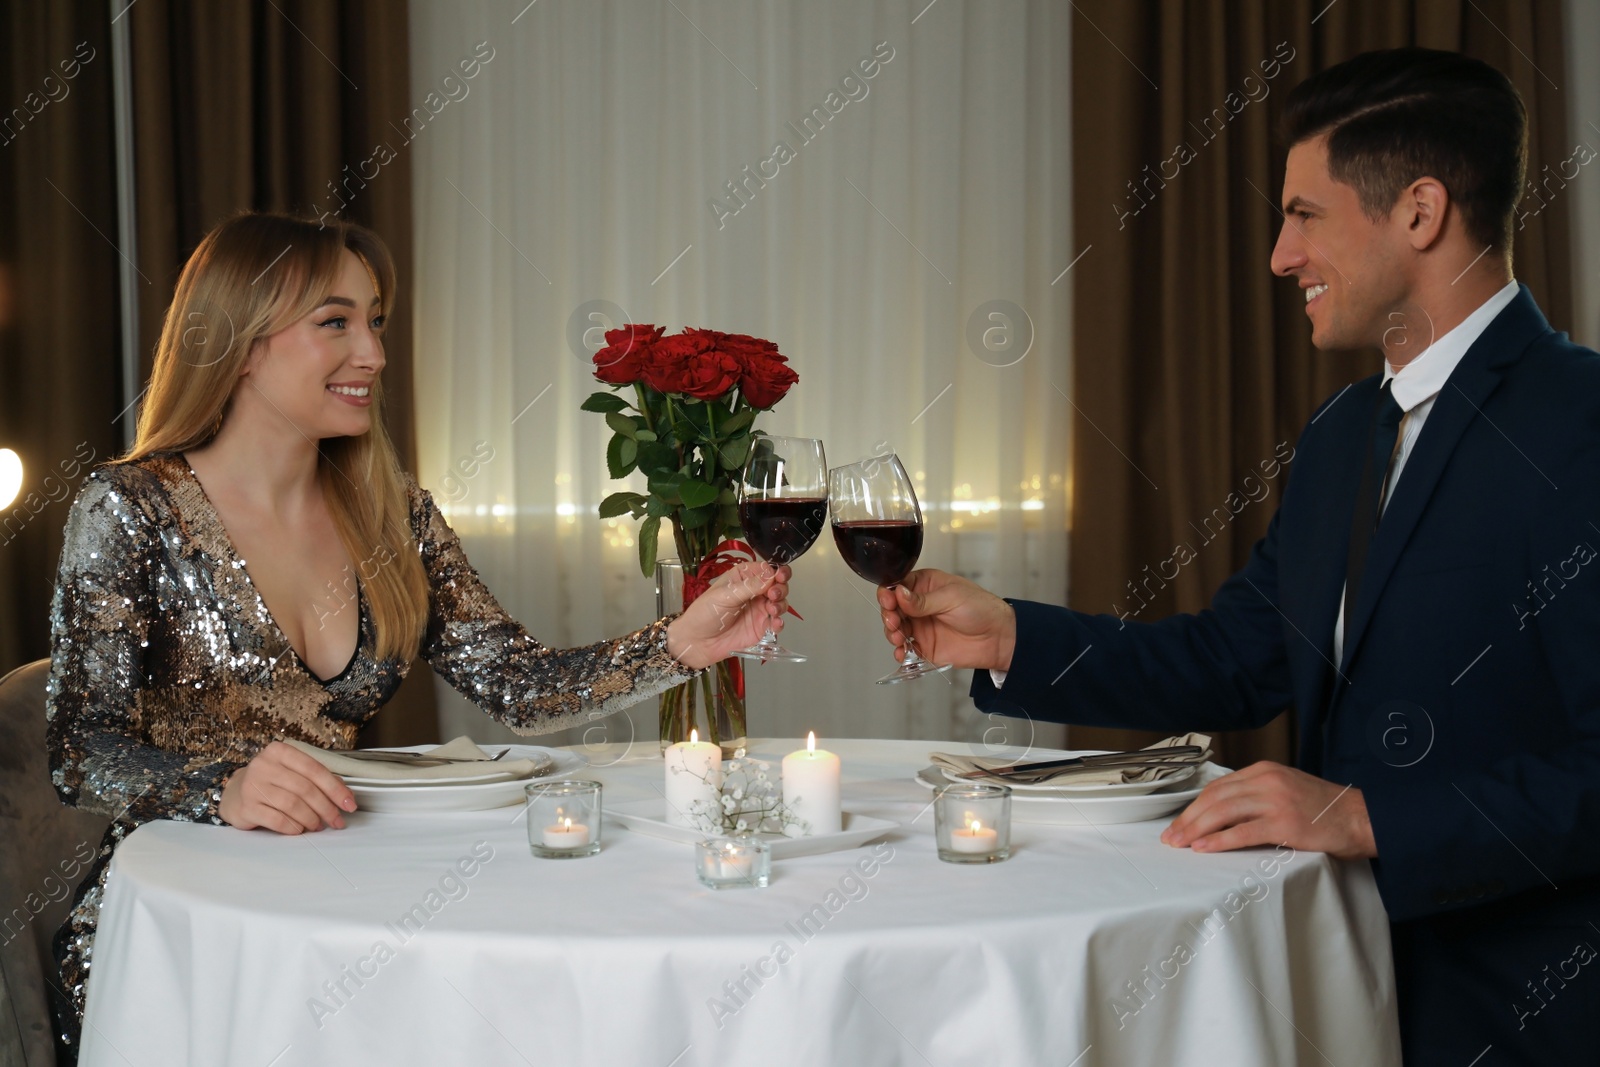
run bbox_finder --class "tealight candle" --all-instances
[696,836,772,889]
[525,780,603,859]
[782,731,841,835]
[933,782,1011,864]
[541,814,592,849]
[664,728,723,828]
[948,818,998,854]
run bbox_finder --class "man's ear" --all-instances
[1401,176,1449,251]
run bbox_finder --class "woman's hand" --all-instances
[219,740,358,833]
[666,561,791,669]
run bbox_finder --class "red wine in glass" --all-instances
[830,520,923,587]
[827,453,950,684]
[734,437,828,663]
[740,498,829,565]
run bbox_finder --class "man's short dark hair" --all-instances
[1280,48,1526,254]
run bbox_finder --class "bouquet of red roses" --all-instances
[582,325,799,578]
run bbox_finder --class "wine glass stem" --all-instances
[903,635,925,666]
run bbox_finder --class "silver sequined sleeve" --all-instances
[45,469,242,826]
[411,481,698,734]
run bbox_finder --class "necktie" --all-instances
[1343,380,1405,634]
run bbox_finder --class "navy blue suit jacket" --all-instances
[972,286,1600,1058]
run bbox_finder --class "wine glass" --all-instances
[733,436,829,663]
[828,453,951,684]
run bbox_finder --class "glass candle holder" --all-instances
[933,782,1012,864]
[525,780,603,858]
[696,835,771,889]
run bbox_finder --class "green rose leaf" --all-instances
[680,503,715,530]
[580,391,630,414]
[607,434,636,478]
[645,496,673,518]
[718,435,752,469]
[605,411,638,439]
[598,491,644,519]
[637,442,678,478]
[638,515,661,577]
[678,479,719,509]
[721,408,756,436]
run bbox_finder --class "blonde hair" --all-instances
[123,212,429,662]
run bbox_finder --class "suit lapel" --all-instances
[1337,286,1549,674]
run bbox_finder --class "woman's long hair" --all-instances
[122,212,429,662]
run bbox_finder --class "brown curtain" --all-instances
[0,1,122,678]
[125,0,436,746]
[0,0,437,745]
[1068,0,1572,770]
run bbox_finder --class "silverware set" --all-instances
[958,745,1205,785]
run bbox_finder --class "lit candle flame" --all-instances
[969,819,982,833]
[562,817,572,831]
[690,728,699,744]
[807,730,816,753]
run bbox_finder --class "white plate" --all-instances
[916,762,1230,826]
[939,761,1198,797]
[342,769,525,787]
[348,746,582,813]
[606,800,897,859]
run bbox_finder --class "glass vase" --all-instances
[656,558,748,758]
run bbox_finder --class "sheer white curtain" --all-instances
[409,0,1072,750]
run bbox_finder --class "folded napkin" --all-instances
[285,736,552,783]
[931,732,1213,786]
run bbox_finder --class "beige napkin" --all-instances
[285,736,553,783]
[931,732,1212,786]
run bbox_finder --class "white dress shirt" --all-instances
[991,279,1520,690]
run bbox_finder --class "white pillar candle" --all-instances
[541,815,591,849]
[782,731,841,835]
[949,818,999,854]
[664,729,723,828]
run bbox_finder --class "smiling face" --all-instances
[242,249,386,441]
[1271,135,1415,352]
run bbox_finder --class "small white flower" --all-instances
[756,772,768,783]
[756,761,770,771]
[732,787,744,800]
[722,795,736,812]
[782,823,804,838]
[735,818,749,832]
[734,747,747,759]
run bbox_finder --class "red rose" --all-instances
[707,331,783,368]
[593,323,664,385]
[688,329,797,408]
[643,331,742,400]
[738,351,799,408]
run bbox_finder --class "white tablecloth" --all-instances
[80,739,1400,1066]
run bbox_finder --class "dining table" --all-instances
[77,738,1401,1066]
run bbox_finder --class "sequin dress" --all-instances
[44,451,695,1055]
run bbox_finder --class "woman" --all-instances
[44,212,789,1059]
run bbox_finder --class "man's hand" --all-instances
[1161,761,1377,860]
[876,569,1017,672]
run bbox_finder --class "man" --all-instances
[880,48,1599,1061]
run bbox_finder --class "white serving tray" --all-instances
[606,800,896,859]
